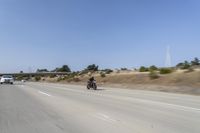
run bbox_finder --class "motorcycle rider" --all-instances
[87,76,97,90]
[89,76,95,83]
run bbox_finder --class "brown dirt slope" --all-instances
[45,71,200,95]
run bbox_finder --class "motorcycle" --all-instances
[87,80,97,90]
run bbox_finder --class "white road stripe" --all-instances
[33,84,200,112]
[123,97,200,112]
[38,91,52,97]
[94,113,117,123]
[96,94,200,113]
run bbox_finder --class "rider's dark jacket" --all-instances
[89,77,95,82]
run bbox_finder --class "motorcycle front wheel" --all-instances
[87,85,90,89]
[93,84,97,90]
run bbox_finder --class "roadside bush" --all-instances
[160,68,173,74]
[182,65,190,70]
[149,65,158,71]
[182,61,191,69]
[191,57,200,66]
[121,68,128,71]
[35,76,41,81]
[149,71,159,79]
[100,72,106,78]
[176,61,191,69]
[53,65,71,72]
[139,66,149,72]
[102,69,113,74]
[49,75,56,78]
[37,69,49,73]
[57,77,63,82]
[86,64,98,72]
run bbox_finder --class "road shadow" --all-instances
[96,88,105,91]
[87,88,105,91]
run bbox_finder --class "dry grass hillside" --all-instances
[42,70,200,95]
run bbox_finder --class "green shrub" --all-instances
[139,66,149,72]
[182,61,191,69]
[121,68,128,71]
[149,71,159,79]
[102,69,113,74]
[191,57,200,66]
[37,69,49,73]
[100,72,106,78]
[176,61,191,69]
[160,68,173,74]
[35,76,41,81]
[54,65,71,72]
[57,77,63,82]
[149,65,158,71]
[49,75,56,78]
[86,64,98,71]
[182,65,190,69]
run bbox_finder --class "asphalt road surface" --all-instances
[0,82,200,133]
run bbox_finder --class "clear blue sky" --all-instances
[0,0,200,72]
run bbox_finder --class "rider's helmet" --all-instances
[89,76,94,81]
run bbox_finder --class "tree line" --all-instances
[36,65,71,73]
[35,57,200,74]
[36,64,100,73]
[16,57,200,81]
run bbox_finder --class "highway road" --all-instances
[0,82,200,133]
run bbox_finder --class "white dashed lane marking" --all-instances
[38,91,52,97]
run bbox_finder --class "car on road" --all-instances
[0,75,14,84]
